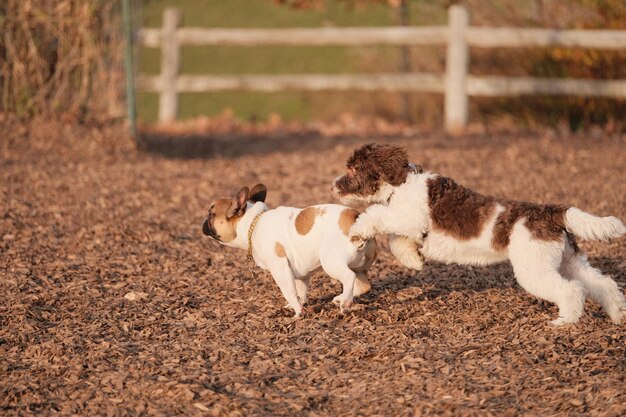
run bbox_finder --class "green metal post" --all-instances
[122,0,137,137]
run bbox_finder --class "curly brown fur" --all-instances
[334,144,412,197]
[427,176,498,240]
[492,202,569,250]
[426,176,570,249]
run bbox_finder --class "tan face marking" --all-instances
[207,198,241,242]
[295,207,325,235]
[338,208,360,236]
[275,242,286,257]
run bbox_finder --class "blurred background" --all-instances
[2,0,625,132]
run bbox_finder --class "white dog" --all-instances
[202,184,376,317]
[331,143,626,325]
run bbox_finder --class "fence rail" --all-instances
[138,26,450,47]
[136,73,445,93]
[136,5,626,133]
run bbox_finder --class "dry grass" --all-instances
[0,0,126,120]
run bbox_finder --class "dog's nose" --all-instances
[202,219,211,236]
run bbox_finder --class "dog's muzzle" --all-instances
[202,219,219,240]
[331,175,345,196]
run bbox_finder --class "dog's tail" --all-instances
[565,207,626,242]
[388,235,425,270]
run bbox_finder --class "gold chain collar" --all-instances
[247,211,265,262]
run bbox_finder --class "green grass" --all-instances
[140,0,394,29]
[137,0,446,123]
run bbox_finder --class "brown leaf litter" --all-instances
[1,116,625,416]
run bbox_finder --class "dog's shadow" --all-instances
[138,126,552,161]
[137,129,519,160]
[139,131,400,160]
[307,256,625,314]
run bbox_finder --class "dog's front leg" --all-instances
[388,234,425,271]
[349,204,386,242]
[350,204,408,244]
[269,262,303,317]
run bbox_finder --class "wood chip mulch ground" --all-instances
[1,116,625,416]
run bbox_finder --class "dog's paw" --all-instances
[401,253,424,271]
[340,299,353,315]
[550,316,576,326]
[293,306,306,318]
[350,234,367,250]
[349,219,373,241]
[333,295,353,314]
[388,235,425,271]
[608,308,626,325]
[286,298,308,309]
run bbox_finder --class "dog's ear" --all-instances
[228,186,249,218]
[367,144,410,186]
[249,183,267,203]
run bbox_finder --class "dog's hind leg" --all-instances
[509,225,586,325]
[353,272,372,297]
[560,250,626,324]
[352,239,376,297]
[295,275,311,305]
[320,251,356,314]
[327,266,356,314]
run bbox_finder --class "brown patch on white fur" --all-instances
[492,202,569,250]
[338,208,360,236]
[427,176,497,240]
[275,242,286,257]
[334,144,417,197]
[427,176,570,249]
[295,207,318,235]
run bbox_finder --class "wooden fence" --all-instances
[136,5,626,134]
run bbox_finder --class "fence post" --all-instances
[445,5,469,135]
[122,0,136,136]
[158,7,181,123]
